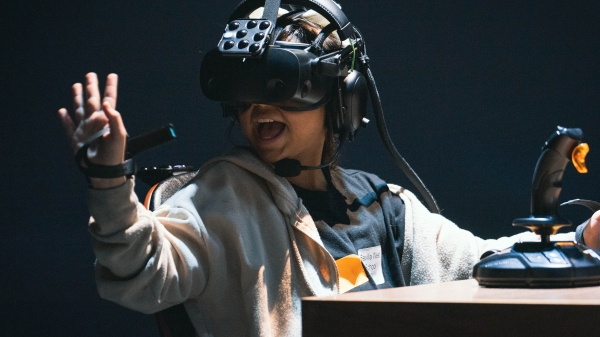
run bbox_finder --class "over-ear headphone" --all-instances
[329,68,368,140]
[200,0,369,140]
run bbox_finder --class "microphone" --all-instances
[273,141,344,177]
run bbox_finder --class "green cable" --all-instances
[349,38,356,72]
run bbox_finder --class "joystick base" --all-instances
[473,241,600,288]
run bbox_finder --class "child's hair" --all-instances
[277,14,342,52]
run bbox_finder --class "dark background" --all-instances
[2,0,599,335]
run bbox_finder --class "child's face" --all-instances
[238,104,327,167]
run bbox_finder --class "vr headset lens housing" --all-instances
[200,42,335,111]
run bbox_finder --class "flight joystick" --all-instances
[513,126,589,241]
[473,126,600,288]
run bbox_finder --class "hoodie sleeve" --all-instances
[390,185,574,286]
[87,178,208,314]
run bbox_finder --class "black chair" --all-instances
[140,167,198,337]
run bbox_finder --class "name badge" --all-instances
[357,245,384,285]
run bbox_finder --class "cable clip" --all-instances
[359,54,370,67]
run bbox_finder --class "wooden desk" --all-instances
[302,279,600,336]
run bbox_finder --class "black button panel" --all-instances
[523,249,569,264]
[523,252,549,264]
[543,250,569,264]
[218,19,274,57]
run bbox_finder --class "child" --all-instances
[58,7,599,337]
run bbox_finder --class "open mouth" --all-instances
[257,119,286,140]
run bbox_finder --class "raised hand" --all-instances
[58,73,128,188]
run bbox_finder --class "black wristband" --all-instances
[74,128,136,178]
[576,221,589,245]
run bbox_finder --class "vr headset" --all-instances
[199,0,369,140]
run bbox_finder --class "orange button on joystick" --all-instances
[572,143,589,174]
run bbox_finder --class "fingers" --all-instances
[62,73,123,154]
[103,73,118,110]
[58,108,76,138]
[102,101,127,141]
[58,108,81,153]
[72,83,84,123]
[84,72,101,118]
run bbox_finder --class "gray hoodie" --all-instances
[87,147,570,336]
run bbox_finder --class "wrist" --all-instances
[75,129,136,182]
[90,176,127,189]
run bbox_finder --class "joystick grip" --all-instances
[531,127,582,217]
[513,126,587,240]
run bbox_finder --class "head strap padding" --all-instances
[229,0,354,40]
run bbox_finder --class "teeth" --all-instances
[257,119,274,123]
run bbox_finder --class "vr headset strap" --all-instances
[230,0,353,40]
[263,0,282,23]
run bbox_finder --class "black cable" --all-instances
[365,66,440,213]
[353,28,441,213]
